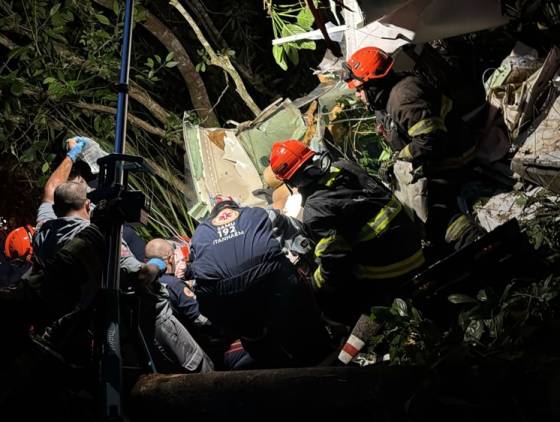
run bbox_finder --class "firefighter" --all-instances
[1,226,34,285]
[343,46,483,253]
[269,140,425,323]
[189,196,332,367]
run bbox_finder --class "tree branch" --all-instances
[185,0,277,98]
[52,43,172,126]
[170,0,262,118]
[0,33,16,49]
[93,0,219,127]
[70,101,168,138]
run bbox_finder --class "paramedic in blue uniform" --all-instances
[189,196,332,368]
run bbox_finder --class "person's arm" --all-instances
[42,157,73,204]
[42,137,88,203]
[303,201,353,291]
[389,83,449,166]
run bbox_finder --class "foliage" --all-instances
[266,1,316,70]
[364,275,560,368]
[450,277,560,350]
[0,0,195,237]
[367,299,442,366]
[327,93,392,174]
[518,191,560,265]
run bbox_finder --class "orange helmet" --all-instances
[4,225,35,260]
[345,47,394,89]
[269,140,316,182]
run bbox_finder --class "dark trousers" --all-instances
[197,263,332,368]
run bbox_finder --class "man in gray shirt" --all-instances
[34,136,141,273]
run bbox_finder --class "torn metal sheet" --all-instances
[475,188,544,232]
[237,100,307,174]
[274,0,509,56]
[184,125,266,220]
[512,92,560,193]
[343,0,508,55]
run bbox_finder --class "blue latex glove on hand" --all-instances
[66,136,91,162]
[147,258,167,273]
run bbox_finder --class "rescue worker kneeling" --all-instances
[190,196,332,368]
[269,140,425,324]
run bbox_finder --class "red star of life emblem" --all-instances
[219,210,233,221]
[211,208,240,226]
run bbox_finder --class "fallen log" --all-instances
[130,365,425,419]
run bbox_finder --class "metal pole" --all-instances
[114,0,134,155]
[99,0,135,419]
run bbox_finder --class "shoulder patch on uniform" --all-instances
[212,208,240,226]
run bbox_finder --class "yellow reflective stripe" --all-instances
[445,214,472,243]
[314,234,351,258]
[323,166,342,187]
[440,95,453,118]
[313,266,326,289]
[398,144,413,161]
[358,196,402,242]
[354,249,425,280]
[407,117,447,137]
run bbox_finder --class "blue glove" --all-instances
[147,258,167,273]
[66,136,91,162]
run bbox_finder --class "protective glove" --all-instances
[147,258,167,274]
[377,153,397,184]
[66,136,91,162]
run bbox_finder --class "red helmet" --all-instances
[4,225,35,260]
[345,47,394,89]
[269,140,316,182]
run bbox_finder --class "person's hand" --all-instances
[378,153,397,184]
[66,136,91,162]
[173,247,187,278]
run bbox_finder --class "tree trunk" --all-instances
[93,0,219,127]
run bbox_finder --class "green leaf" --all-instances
[272,45,288,71]
[165,52,174,62]
[45,28,67,43]
[113,0,120,16]
[295,39,316,50]
[284,45,299,66]
[155,55,162,64]
[95,14,111,26]
[43,77,56,84]
[49,3,61,17]
[21,147,35,163]
[41,162,50,173]
[296,7,314,29]
[282,23,306,38]
[476,289,488,302]
[392,298,409,317]
[10,80,24,96]
[165,61,178,68]
[146,58,154,68]
[448,294,477,304]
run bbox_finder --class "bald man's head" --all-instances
[145,238,174,260]
[53,181,90,218]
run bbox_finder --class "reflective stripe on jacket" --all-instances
[383,74,477,170]
[301,160,424,288]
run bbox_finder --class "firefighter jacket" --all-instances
[300,159,425,290]
[375,74,477,172]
